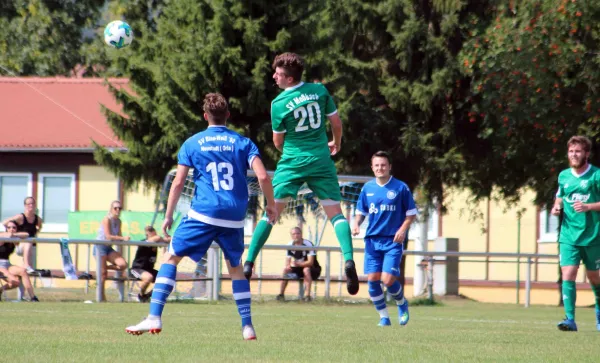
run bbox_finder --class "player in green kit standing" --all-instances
[244,52,359,295]
[551,135,600,332]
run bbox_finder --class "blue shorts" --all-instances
[93,244,117,258]
[364,237,404,276]
[169,216,244,266]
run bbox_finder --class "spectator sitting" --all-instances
[130,226,171,302]
[95,200,129,302]
[0,220,39,302]
[277,227,321,302]
[2,196,43,274]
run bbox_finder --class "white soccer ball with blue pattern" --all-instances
[104,20,133,49]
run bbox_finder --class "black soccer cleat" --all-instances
[243,261,254,281]
[345,260,359,295]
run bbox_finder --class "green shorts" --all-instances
[559,243,600,271]
[272,155,341,201]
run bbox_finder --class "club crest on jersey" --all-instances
[386,190,397,200]
[580,180,589,188]
[369,203,379,214]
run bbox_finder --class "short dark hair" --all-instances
[272,53,304,82]
[24,196,35,205]
[567,135,592,153]
[371,151,392,164]
[145,225,156,233]
[203,93,229,124]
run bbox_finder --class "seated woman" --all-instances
[0,220,39,301]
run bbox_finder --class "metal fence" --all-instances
[0,237,558,307]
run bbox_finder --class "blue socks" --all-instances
[368,280,389,318]
[233,279,253,327]
[149,263,177,318]
[387,280,406,305]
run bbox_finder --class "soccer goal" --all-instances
[151,169,371,299]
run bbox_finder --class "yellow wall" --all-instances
[79,166,118,211]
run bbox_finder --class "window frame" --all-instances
[0,172,33,223]
[37,173,76,233]
[538,208,559,243]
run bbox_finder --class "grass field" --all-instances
[2,296,599,363]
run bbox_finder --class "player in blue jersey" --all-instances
[352,151,417,326]
[125,93,277,340]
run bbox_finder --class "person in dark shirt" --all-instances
[129,226,170,302]
[0,220,39,301]
[2,197,43,274]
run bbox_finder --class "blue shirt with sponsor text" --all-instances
[177,125,260,223]
[356,177,418,238]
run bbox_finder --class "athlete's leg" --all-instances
[380,243,408,326]
[323,203,359,295]
[245,201,286,269]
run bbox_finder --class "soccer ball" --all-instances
[104,20,133,49]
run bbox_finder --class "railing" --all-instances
[0,237,558,307]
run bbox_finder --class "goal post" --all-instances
[151,169,371,298]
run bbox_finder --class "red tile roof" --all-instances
[0,77,128,150]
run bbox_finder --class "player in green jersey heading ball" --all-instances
[244,52,359,295]
[551,135,600,332]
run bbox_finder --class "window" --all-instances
[408,207,439,241]
[538,209,559,243]
[38,174,75,233]
[0,173,33,222]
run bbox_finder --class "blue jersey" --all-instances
[177,125,260,227]
[356,177,417,238]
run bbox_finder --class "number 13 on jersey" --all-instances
[206,162,234,190]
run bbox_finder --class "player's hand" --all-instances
[265,204,278,224]
[393,229,406,243]
[550,205,562,216]
[573,201,589,213]
[351,225,360,236]
[328,140,341,156]
[162,216,173,236]
[123,236,131,242]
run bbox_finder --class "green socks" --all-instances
[245,218,273,263]
[592,284,600,311]
[331,214,354,261]
[562,280,576,320]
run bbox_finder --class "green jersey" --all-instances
[271,82,337,160]
[557,165,600,246]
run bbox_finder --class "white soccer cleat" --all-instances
[242,325,257,341]
[125,318,162,335]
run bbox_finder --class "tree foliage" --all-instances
[461,0,600,206]
[0,0,105,76]
[94,0,326,189]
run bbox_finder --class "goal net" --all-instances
[152,169,370,299]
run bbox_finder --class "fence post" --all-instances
[212,247,219,301]
[427,257,434,303]
[115,245,124,302]
[525,257,531,308]
[96,245,102,303]
[325,250,331,299]
[258,249,263,298]
[338,253,343,297]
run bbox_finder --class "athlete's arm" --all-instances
[393,215,416,243]
[352,214,365,236]
[251,157,278,223]
[163,164,189,235]
[573,200,600,212]
[273,132,285,152]
[551,197,563,215]
[328,113,343,156]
